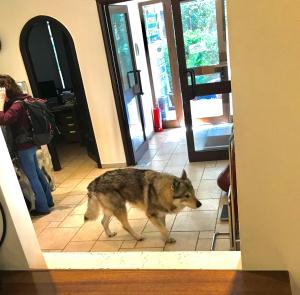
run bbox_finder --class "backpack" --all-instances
[17,98,56,146]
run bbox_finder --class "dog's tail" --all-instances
[84,191,101,222]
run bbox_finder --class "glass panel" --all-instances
[110,11,144,151]
[180,0,229,85]
[191,93,232,151]
[110,13,134,90]
[143,3,176,121]
[126,97,145,152]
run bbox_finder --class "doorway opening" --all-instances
[20,16,101,172]
[96,0,239,252]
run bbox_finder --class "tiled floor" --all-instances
[32,128,230,252]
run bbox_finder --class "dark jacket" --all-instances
[0,95,34,150]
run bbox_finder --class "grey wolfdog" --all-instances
[84,168,201,243]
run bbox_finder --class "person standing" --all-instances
[0,75,54,216]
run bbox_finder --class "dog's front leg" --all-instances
[148,215,176,244]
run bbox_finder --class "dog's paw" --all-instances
[108,232,117,238]
[166,237,176,244]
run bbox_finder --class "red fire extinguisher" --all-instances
[153,105,163,132]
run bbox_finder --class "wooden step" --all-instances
[0,270,292,295]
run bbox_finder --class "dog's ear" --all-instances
[171,178,180,191]
[181,169,187,180]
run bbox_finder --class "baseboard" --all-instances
[101,163,127,169]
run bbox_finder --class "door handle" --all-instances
[134,70,144,96]
[127,70,144,96]
[186,69,196,98]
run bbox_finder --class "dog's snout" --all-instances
[196,200,202,208]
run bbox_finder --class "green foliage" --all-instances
[181,0,219,68]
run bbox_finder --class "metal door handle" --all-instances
[186,68,196,98]
[134,70,144,96]
[127,70,144,96]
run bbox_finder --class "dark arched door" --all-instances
[20,16,101,170]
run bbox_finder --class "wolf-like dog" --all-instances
[84,168,201,243]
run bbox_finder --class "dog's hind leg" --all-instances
[114,208,144,241]
[102,210,117,238]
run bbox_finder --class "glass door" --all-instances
[172,0,233,161]
[140,0,183,128]
[108,5,148,164]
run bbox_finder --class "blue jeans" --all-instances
[18,147,54,213]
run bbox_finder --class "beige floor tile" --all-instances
[128,207,147,219]
[203,161,217,168]
[135,232,166,248]
[47,222,61,228]
[199,231,214,239]
[121,240,137,249]
[164,232,199,251]
[63,241,95,252]
[59,194,86,206]
[184,168,204,182]
[153,154,171,161]
[216,160,228,168]
[163,167,183,177]
[85,168,108,179]
[148,160,168,171]
[52,187,73,197]
[215,222,229,233]
[71,200,88,215]
[98,219,147,241]
[58,178,82,189]
[197,180,221,199]
[167,155,188,167]
[33,222,50,235]
[34,206,74,223]
[202,167,224,180]
[196,238,212,251]
[91,241,122,252]
[38,227,79,250]
[73,178,93,192]
[59,214,85,228]
[71,219,103,242]
[143,215,175,233]
[196,199,220,211]
[214,238,230,251]
[172,211,218,231]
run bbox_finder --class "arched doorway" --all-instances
[20,15,101,171]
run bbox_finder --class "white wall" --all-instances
[0,0,126,165]
[0,130,46,270]
[228,1,300,294]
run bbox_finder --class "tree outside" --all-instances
[181,0,219,69]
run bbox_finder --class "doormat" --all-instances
[220,204,229,221]
[204,135,230,148]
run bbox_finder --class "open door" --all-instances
[62,34,101,166]
[172,0,233,162]
[101,4,149,165]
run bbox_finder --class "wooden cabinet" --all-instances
[51,104,80,143]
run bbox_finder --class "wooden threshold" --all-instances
[0,270,292,295]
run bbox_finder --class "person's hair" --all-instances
[0,75,23,100]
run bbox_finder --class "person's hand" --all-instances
[0,88,6,102]
[0,87,6,111]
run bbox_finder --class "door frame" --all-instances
[97,2,148,166]
[138,0,183,128]
[20,15,102,169]
[171,0,231,162]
